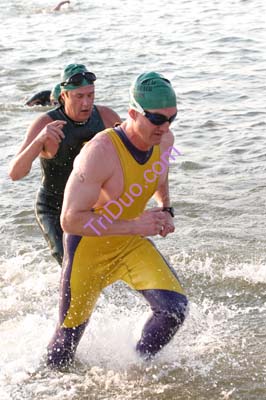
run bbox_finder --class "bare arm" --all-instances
[61,135,168,237]
[153,130,175,206]
[153,130,176,237]
[96,105,122,128]
[154,174,171,207]
[53,1,70,11]
[8,115,65,181]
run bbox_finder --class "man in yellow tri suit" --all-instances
[47,72,188,369]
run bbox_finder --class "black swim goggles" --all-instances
[61,71,97,87]
[143,110,177,126]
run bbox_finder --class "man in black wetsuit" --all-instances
[9,64,121,264]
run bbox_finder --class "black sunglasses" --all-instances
[61,71,97,87]
[143,110,177,126]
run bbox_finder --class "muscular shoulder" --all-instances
[160,129,175,152]
[96,104,121,128]
[159,129,181,163]
[73,130,117,183]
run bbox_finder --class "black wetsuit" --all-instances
[35,105,105,265]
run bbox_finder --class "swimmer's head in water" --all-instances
[60,64,96,91]
[50,83,61,104]
[129,71,176,111]
[25,90,52,107]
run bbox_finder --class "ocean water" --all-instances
[1,0,266,399]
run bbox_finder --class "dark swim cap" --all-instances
[130,72,176,110]
[60,64,95,91]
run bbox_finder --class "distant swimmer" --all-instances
[52,1,70,11]
[25,84,61,107]
[46,72,188,370]
[25,90,52,107]
[9,63,121,265]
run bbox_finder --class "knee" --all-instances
[158,292,188,327]
[172,295,188,325]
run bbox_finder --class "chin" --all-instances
[78,111,91,120]
[153,136,163,145]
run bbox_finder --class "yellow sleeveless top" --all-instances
[94,128,160,220]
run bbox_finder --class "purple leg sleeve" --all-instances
[47,234,86,369]
[136,289,188,358]
[47,323,87,368]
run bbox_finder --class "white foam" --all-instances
[0,249,263,398]
[222,261,266,284]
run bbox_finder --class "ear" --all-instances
[60,90,67,104]
[128,108,137,120]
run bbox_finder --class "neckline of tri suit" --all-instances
[60,107,89,126]
[72,119,88,126]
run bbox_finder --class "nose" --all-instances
[159,121,170,132]
[82,96,92,108]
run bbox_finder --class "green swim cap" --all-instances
[50,83,61,102]
[60,63,96,91]
[130,72,176,111]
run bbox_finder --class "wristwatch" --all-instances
[162,206,175,217]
